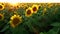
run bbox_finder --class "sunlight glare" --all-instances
[0,0,20,4]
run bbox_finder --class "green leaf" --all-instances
[51,22,60,27]
[40,32,47,34]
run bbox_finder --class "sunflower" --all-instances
[38,4,42,9]
[0,2,5,5]
[10,14,22,28]
[21,4,28,10]
[8,6,17,12]
[0,4,4,10]
[47,3,53,8]
[0,13,4,21]
[25,7,33,17]
[42,8,47,16]
[32,4,39,13]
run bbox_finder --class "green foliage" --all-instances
[0,3,60,34]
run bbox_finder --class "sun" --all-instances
[0,0,20,5]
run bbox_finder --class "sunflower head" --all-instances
[0,4,4,10]
[0,13,4,21]
[32,4,39,13]
[47,3,53,8]
[8,6,17,12]
[10,15,22,28]
[25,7,33,17]
[38,4,42,9]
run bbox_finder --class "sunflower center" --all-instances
[33,7,37,11]
[0,5,2,9]
[27,10,31,15]
[12,17,20,25]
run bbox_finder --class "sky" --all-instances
[0,0,60,3]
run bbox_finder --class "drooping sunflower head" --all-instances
[25,7,33,17]
[0,4,4,10]
[10,14,22,28]
[0,13,4,21]
[32,4,39,13]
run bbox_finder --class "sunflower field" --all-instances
[0,3,60,34]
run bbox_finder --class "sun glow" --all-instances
[0,0,20,4]
[0,0,60,3]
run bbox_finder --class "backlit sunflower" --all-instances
[25,7,33,17]
[38,4,42,9]
[10,14,22,28]
[32,4,39,13]
[0,4,4,10]
[0,13,4,21]
[47,3,53,8]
